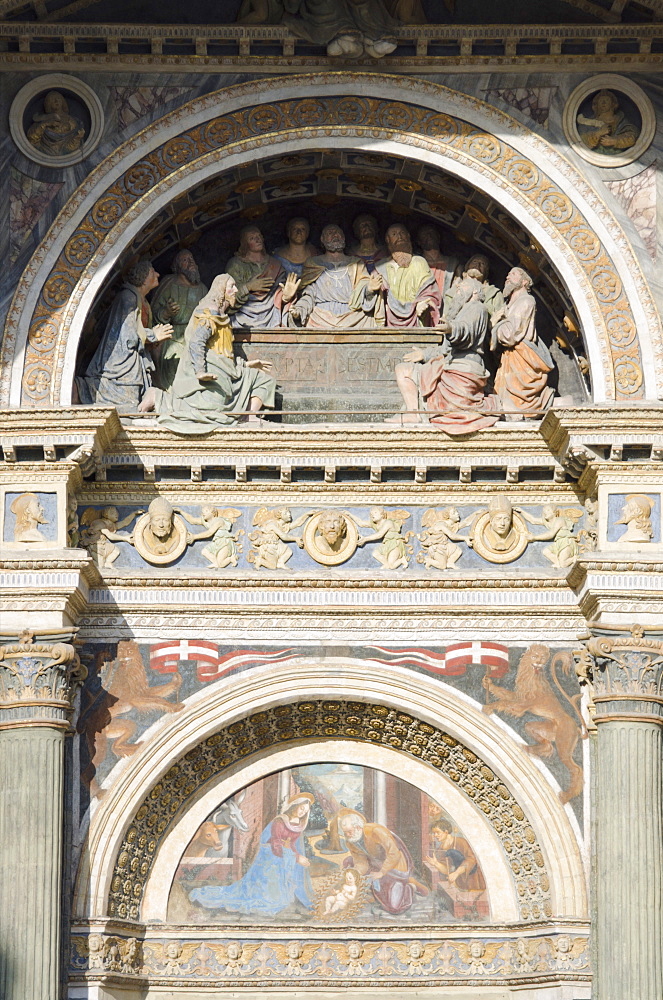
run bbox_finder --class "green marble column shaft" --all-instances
[580,627,663,1000]
[0,727,65,1000]
[0,630,84,1000]
[594,720,663,999]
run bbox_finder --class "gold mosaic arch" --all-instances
[1,76,649,406]
[107,699,552,924]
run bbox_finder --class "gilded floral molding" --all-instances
[107,700,551,924]
[70,929,589,986]
[2,76,653,407]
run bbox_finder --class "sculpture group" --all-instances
[76,215,558,433]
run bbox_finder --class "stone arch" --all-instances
[0,74,659,407]
[141,740,520,924]
[75,658,587,923]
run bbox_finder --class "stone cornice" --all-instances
[0,21,660,74]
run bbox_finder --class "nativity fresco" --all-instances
[167,763,488,925]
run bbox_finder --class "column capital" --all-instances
[576,624,663,724]
[0,627,86,731]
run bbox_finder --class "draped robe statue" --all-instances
[492,267,555,418]
[375,224,440,327]
[226,225,291,330]
[150,249,207,389]
[388,273,499,432]
[288,224,384,329]
[155,274,276,433]
[76,259,173,413]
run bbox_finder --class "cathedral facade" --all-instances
[0,2,662,998]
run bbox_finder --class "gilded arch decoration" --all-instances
[107,699,552,924]
[0,74,657,409]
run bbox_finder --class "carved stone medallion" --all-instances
[9,73,104,168]
[302,510,359,565]
[563,74,655,168]
[470,509,529,564]
[132,510,188,565]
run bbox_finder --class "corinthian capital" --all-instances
[576,625,663,723]
[0,628,86,729]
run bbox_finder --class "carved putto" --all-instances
[355,506,413,569]
[417,507,473,570]
[518,504,584,569]
[247,507,310,569]
[80,505,144,569]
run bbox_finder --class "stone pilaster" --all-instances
[577,625,663,1000]
[0,629,86,1000]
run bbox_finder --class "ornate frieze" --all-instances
[70,928,590,986]
[0,627,85,728]
[75,500,592,572]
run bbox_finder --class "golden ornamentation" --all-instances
[106,699,551,922]
[7,88,648,405]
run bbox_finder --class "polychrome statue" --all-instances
[492,267,555,418]
[375,223,440,327]
[150,249,207,389]
[226,225,299,329]
[388,271,499,432]
[288,223,384,329]
[152,274,277,432]
[76,258,173,413]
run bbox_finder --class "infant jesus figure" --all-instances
[323,868,361,915]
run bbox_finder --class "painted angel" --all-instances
[177,505,243,568]
[355,506,413,569]
[518,504,584,568]
[79,505,144,569]
[247,507,311,569]
[417,506,474,570]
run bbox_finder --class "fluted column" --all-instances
[0,629,85,1000]
[577,625,663,1000]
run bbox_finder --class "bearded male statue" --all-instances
[150,249,207,389]
[288,224,384,329]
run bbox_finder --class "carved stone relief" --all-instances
[9,73,104,168]
[563,74,656,168]
[70,929,589,986]
[76,500,591,573]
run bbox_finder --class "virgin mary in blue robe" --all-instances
[189,793,314,916]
